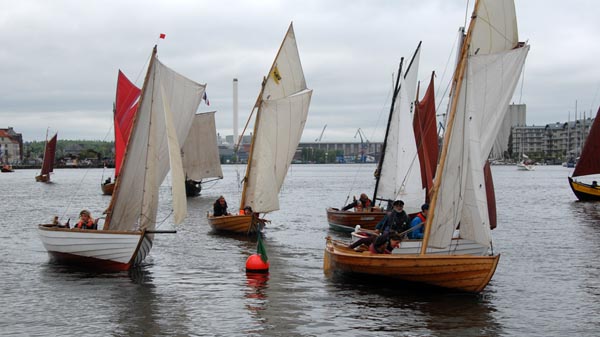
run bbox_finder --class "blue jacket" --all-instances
[408,213,425,239]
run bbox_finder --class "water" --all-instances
[1,165,600,336]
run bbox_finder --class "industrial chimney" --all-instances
[233,78,239,148]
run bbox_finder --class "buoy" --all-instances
[246,253,269,273]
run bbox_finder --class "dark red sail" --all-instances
[41,133,57,176]
[413,71,439,201]
[573,107,600,177]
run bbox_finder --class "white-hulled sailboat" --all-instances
[325,0,529,292]
[38,46,206,270]
[207,23,312,234]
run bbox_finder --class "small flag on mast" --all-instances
[203,92,210,106]
[159,33,166,39]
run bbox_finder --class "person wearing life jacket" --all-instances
[75,209,97,230]
[342,193,372,212]
[408,203,429,239]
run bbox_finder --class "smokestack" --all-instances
[233,78,239,148]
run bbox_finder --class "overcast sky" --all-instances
[2,0,599,142]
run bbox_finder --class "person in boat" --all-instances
[375,200,410,235]
[593,181,598,188]
[408,203,429,239]
[213,196,230,216]
[369,232,402,254]
[241,206,253,215]
[341,193,372,212]
[104,177,111,185]
[75,209,97,230]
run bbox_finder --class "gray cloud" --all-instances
[1,0,599,141]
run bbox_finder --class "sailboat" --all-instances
[35,132,58,182]
[326,42,437,232]
[324,0,529,292]
[207,23,312,234]
[182,111,224,197]
[38,46,206,270]
[102,71,141,195]
[516,153,535,171]
[568,107,600,200]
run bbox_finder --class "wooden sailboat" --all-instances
[326,42,438,231]
[207,23,312,234]
[102,71,141,195]
[35,132,58,182]
[324,0,529,292]
[568,107,600,200]
[38,46,206,270]
[182,111,223,197]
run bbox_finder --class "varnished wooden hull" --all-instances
[326,207,386,232]
[207,214,262,234]
[568,177,600,201]
[35,174,50,182]
[323,238,499,292]
[37,224,152,271]
[101,182,115,195]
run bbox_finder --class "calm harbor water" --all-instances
[1,164,600,336]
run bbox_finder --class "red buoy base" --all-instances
[246,254,269,272]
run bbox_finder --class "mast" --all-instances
[420,0,480,255]
[239,23,295,210]
[104,46,157,229]
[40,128,49,175]
[372,58,403,204]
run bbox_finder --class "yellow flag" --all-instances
[271,65,281,84]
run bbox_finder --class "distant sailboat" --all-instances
[568,107,600,200]
[38,46,206,270]
[325,0,529,292]
[35,132,58,182]
[207,23,312,234]
[517,153,535,171]
[102,71,141,195]
[182,111,224,197]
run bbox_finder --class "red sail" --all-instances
[114,71,141,177]
[413,71,439,201]
[573,107,600,177]
[41,133,57,175]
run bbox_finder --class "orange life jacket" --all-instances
[76,219,95,229]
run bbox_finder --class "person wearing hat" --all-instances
[374,200,410,235]
[408,203,429,239]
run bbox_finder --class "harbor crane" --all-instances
[354,128,369,162]
[315,124,327,142]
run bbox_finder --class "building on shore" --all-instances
[0,127,22,164]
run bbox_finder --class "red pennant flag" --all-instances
[159,33,166,39]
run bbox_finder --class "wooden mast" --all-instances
[420,0,480,255]
[104,46,157,230]
[239,23,295,210]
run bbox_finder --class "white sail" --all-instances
[181,112,223,181]
[243,23,312,213]
[376,46,422,209]
[108,50,205,231]
[428,0,529,248]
